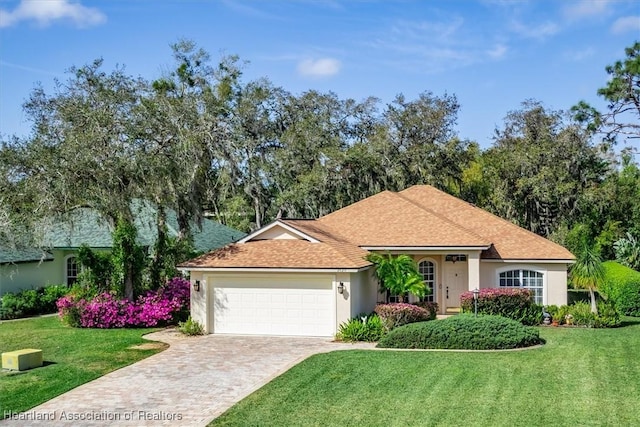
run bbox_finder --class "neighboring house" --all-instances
[0,206,245,296]
[0,247,54,296]
[180,185,575,337]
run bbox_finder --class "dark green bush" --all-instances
[0,285,69,320]
[336,313,384,342]
[594,301,621,328]
[460,288,542,325]
[599,261,640,316]
[377,314,543,350]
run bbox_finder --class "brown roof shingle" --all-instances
[182,185,574,269]
[180,239,371,269]
[399,185,574,260]
[316,191,490,247]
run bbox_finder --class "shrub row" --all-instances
[0,285,69,320]
[599,261,640,316]
[546,301,620,328]
[57,277,190,328]
[460,288,542,325]
[336,313,384,342]
[377,314,544,350]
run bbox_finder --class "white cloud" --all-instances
[0,0,106,28]
[564,0,613,21]
[565,47,596,61]
[487,43,508,59]
[510,20,560,39]
[611,15,640,34]
[297,58,341,77]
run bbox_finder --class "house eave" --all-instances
[237,220,320,244]
[179,266,371,273]
[361,245,491,251]
[481,258,575,264]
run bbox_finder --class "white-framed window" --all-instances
[418,259,436,303]
[66,256,79,286]
[498,269,544,304]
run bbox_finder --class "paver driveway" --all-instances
[2,329,374,426]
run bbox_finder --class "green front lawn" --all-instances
[212,318,640,426]
[0,316,165,417]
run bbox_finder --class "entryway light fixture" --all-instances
[193,280,201,292]
[337,282,345,294]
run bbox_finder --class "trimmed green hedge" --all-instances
[377,314,543,350]
[599,261,640,316]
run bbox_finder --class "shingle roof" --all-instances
[399,185,574,260]
[42,203,245,252]
[0,247,53,265]
[182,185,574,269]
[180,239,371,269]
[317,191,490,247]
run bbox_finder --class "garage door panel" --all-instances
[212,275,334,336]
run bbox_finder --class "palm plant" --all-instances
[571,245,605,314]
[366,253,426,302]
[614,232,640,271]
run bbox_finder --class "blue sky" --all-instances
[0,0,638,148]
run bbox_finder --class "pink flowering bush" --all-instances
[57,277,190,328]
[374,303,432,331]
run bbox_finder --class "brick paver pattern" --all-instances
[1,329,374,426]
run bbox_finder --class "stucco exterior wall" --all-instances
[189,271,208,332]
[479,262,568,306]
[347,269,377,317]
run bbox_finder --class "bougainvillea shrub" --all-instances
[57,277,190,328]
[460,288,542,325]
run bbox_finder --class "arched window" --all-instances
[66,256,79,286]
[419,260,436,303]
[499,269,543,304]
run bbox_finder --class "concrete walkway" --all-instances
[2,330,374,426]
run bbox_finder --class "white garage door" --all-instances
[211,275,334,337]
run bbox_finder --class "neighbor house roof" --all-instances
[0,246,53,265]
[42,203,245,253]
[180,185,574,270]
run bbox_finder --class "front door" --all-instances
[445,262,468,312]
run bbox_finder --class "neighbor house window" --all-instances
[66,256,79,286]
[499,269,543,304]
[419,260,436,303]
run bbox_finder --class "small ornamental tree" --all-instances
[571,246,605,314]
[365,253,426,302]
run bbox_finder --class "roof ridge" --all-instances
[402,185,570,252]
[282,219,355,244]
[318,190,396,221]
[394,190,491,245]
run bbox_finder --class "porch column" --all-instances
[468,252,480,291]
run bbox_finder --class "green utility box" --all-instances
[2,349,43,371]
